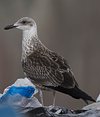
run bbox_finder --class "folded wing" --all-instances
[22,50,77,88]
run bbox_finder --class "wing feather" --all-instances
[22,50,78,88]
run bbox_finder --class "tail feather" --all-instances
[83,99,88,104]
[45,85,95,104]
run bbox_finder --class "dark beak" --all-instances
[4,24,17,30]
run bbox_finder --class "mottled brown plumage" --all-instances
[4,17,95,108]
[22,42,77,89]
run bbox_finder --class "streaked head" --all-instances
[4,17,37,31]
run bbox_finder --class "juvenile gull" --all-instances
[4,17,95,109]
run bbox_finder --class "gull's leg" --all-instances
[49,91,56,110]
[39,90,44,107]
[52,91,56,108]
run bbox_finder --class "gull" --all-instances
[4,17,95,109]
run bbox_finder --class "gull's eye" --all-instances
[22,20,27,24]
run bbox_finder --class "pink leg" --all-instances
[52,91,56,108]
[49,91,56,110]
[39,90,44,107]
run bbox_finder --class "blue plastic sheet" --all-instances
[0,86,35,103]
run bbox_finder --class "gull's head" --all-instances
[4,17,37,31]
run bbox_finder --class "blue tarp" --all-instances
[0,86,35,103]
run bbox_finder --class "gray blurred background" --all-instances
[0,0,100,109]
